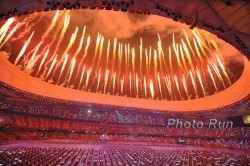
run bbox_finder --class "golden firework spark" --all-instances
[0,23,19,49]
[149,79,155,99]
[14,31,34,65]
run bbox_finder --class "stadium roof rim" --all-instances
[0,54,249,112]
[0,0,250,60]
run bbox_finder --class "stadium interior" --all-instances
[0,0,250,165]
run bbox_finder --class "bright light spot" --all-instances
[243,115,250,124]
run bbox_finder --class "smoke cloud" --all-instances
[41,10,187,40]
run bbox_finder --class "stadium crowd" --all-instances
[0,82,249,160]
[1,113,249,139]
[0,82,249,123]
[1,101,249,128]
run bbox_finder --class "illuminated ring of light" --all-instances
[0,54,249,112]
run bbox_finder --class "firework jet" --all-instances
[14,31,34,65]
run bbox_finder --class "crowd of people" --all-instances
[44,139,183,147]
[0,82,249,162]
[1,114,249,139]
[0,132,15,144]
[189,138,249,151]
[0,146,249,165]
[1,100,249,127]
[0,102,169,126]
[1,107,249,151]
[1,82,249,125]
[43,135,249,151]
[0,128,249,151]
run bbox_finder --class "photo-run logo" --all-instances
[167,119,233,129]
